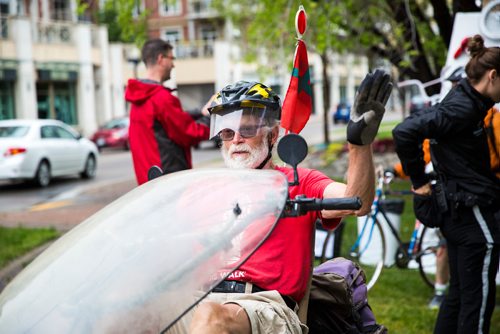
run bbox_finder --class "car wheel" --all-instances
[124,140,130,151]
[34,160,51,187]
[81,154,97,179]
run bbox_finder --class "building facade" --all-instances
[0,0,128,137]
[142,0,369,119]
[0,0,369,136]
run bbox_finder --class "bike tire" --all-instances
[336,217,386,290]
[320,229,334,263]
[416,226,441,289]
[319,224,344,263]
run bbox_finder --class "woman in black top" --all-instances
[393,35,500,334]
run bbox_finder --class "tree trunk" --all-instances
[429,0,453,47]
[321,52,331,145]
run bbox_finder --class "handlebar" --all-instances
[282,196,362,218]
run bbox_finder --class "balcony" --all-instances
[50,9,74,22]
[35,21,74,44]
[175,39,215,59]
[187,0,218,19]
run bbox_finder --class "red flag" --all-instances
[281,39,312,134]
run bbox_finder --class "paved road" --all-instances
[0,115,402,290]
[0,113,399,220]
[0,144,221,212]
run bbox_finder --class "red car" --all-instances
[91,117,129,151]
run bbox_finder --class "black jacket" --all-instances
[393,79,500,205]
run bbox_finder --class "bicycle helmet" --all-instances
[208,81,281,140]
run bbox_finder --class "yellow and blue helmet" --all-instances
[208,81,281,139]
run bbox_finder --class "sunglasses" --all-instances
[219,125,266,141]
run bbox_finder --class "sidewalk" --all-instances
[0,179,137,232]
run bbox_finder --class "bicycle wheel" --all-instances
[319,223,344,263]
[416,226,442,289]
[337,217,386,290]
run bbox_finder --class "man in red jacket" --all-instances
[125,39,210,185]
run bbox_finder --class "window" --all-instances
[132,0,145,18]
[200,26,216,56]
[54,83,77,124]
[159,0,181,16]
[0,1,8,38]
[0,1,8,14]
[41,126,58,139]
[0,81,15,120]
[37,82,77,125]
[54,126,77,139]
[51,0,71,21]
[201,26,216,41]
[339,86,347,102]
[163,28,182,47]
[0,126,28,138]
[190,0,212,14]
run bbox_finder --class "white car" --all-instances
[0,119,99,187]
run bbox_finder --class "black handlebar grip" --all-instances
[319,197,362,210]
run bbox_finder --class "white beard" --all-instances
[222,138,270,169]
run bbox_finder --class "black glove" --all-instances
[347,69,393,145]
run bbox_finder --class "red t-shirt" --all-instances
[226,166,341,302]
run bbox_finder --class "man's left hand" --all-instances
[347,69,392,145]
[201,94,217,116]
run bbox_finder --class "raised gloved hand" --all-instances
[347,69,393,145]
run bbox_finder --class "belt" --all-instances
[212,280,297,310]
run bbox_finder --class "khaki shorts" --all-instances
[166,290,308,334]
[208,290,307,334]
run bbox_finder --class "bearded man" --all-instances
[185,75,392,334]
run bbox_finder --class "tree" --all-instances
[211,0,481,143]
[96,0,148,46]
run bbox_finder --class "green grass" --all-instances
[370,266,500,333]
[329,178,500,333]
[369,267,438,333]
[376,121,400,139]
[0,226,60,268]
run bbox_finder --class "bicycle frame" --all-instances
[407,220,424,258]
[344,170,441,290]
[351,178,384,258]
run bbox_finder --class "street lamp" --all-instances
[127,47,141,79]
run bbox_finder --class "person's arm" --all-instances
[322,144,375,217]
[392,99,464,193]
[156,92,210,147]
[322,69,392,218]
[392,115,432,190]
